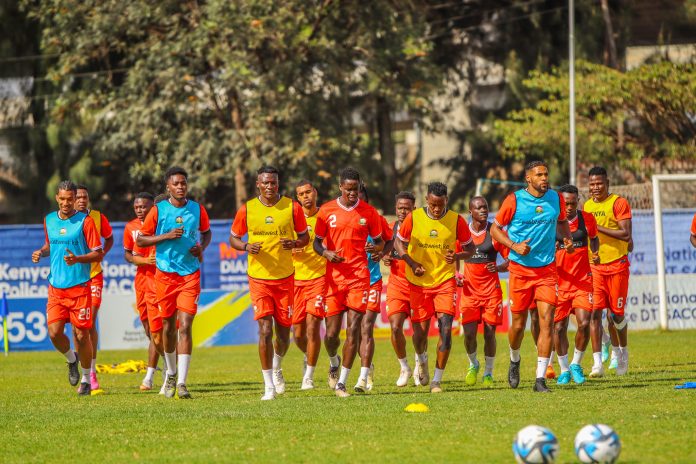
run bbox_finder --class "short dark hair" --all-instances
[295,179,313,189]
[558,184,579,195]
[469,195,488,207]
[396,191,416,202]
[525,160,547,172]
[427,182,447,197]
[257,165,279,177]
[75,184,88,192]
[165,166,188,182]
[359,183,369,203]
[154,193,169,203]
[135,192,155,202]
[588,166,608,178]
[57,180,77,194]
[339,167,361,184]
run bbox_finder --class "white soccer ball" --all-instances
[512,425,559,464]
[574,424,622,463]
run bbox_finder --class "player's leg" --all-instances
[409,284,432,386]
[139,319,156,391]
[88,274,103,390]
[530,306,555,379]
[324,313,342,389]
[302,313,323,390]
[73,326,93,395]
[293,321,308,369]
[507,310,527,389]
[463,320,480,386]
[533,299,555,393]
[174,310,195,398]
[431,311,454,393]
[389,311,411,386]
[337,308,363,396]
[257,315,276,399]
[482,322,497,386]
[47,310,80,388]
[553,316,571,385]
[609,270,630,375]
[269,279,294,395]
[569,307,591,384]
[356,310,378,392]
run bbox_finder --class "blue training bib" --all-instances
[45,211,92,288]
[507,189,561,268]
[155,200,202,276]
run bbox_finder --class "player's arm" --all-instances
[394,215,424,276]
[489,223,530,256]
[557,219,574,254]
[373,238,394,263]
[281,231,309,250]
[282,202,310,250]
[66,216,104,265]
[496,258,510,273]
[125,250,155,266]
[136,207,183,247]
[101,214,114,255]
[691,234,696,249]
[597,218,632,242]
[32,229,50,263]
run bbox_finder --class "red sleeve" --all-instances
[43,218,48,244]
[584,211,598,238]
[140,206,158,236]
[123,223,134,251]
[100,213,113,239]
[230,204,247,237]
[83,216,102,250]
[692,213,696,236]
[494,194,516,227]
[397,213,413,241]
[368,208,382,239]
[613,197,632,221]
[557,193,567,221]
[456,215,472,245]
[381,216,393,241]
[493,229,510,258]
[293,202,308,234]
[199,205,210,232]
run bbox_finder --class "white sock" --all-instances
[509,347,521,363]
[572,349,585,365]
[416,351,428,364]
[467,351,479,368]
[164,351,177,375]
[304,365,316,381]
[558,354,570,373]
[90,358,97,373]
[262,369,274,388]
[329,355,340,368]
[359,366,370,381]
[303,354,308,364]
[63,350,77,364]
[602,329,611,344]
[177,354,191,385]
[548,351,555,364]
[432,367,444,383]
[536,357,550,379]
[273,353,283,370]
[611,346,620,360]
[620,346,628,355]
[398,357,409,370]
[81,367,90,383]
[338,367,350,385]
[484,356,495,376]
[592,352,602,368]
[144,367,156,383]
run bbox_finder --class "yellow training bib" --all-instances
[246,196,296,280]
[583,194,629,264]
[293,212,326,281]
[406,208,459,287]
[89,209,102,278]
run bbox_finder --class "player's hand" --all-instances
[382,254,393,266]
[280,238,296,250]
[246,242,262,255]
[411,262,426,277]
[444,248,456,264]
[512,239,531,256]
[146,255,156,265]
[189,243,203,258]
[591,252,600,265]
[64,249,77,266]
[563,237,575,254]
[370,251,383,263]
[364,242,376,254]
[628,238,634,253]
[166,227,184,240]
[322,250,345,263]
[31,249,42,263]
[485,262,497,273]
[455,273,464,287]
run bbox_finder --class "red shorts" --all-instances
[386,275,410,318]
[155,269,201,319]
[555,287,593,322]
[366,280,383,313]
[592,269,629,316]
[325,278,369,317]
[293,276,326,324]
[136,273,162,333]
[460,282,504,326]
[409,278,457,323]
[508,263,558,314]
[249,275,294,327]
[90,272,104,309]
[47,283,93,330]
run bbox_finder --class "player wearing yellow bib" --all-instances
[395,182,475,393]
[292,180,326,391]
[230,166,309,400]
[584,166,632,377]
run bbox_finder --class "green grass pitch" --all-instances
[1,330,695,463]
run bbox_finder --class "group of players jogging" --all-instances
[34,160,634,399]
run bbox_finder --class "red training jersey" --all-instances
[463,224,509,297]
[123,218,156,284]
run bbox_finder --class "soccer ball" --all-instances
[512,425,559,464]
[574,424,621,463]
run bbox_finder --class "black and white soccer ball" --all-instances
[512,425,559,464]
[574,424,621,463]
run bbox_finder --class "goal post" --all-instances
[652,174,696,330]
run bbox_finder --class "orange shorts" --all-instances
[136,273,162,333]
[508,263,558,314]
[409,278,457,323]
[155,269,201,319]
[325,277,369,317]
[555,287,593,322]
[366,280,383,313]
[592,268,629,316]
[47,283,93,330]
[249,274,294,327]
[460,282,504,326]
[386,276,410,318]
[90,272,104,309]
[293,276,326,324]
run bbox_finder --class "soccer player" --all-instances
[292,180,325,391]
[313,167,384,397]
[691,212,696,248]
[75,185,113,391]
[383,191,416,387]
[124,192,164,391]
[357,184,393,392]
[460,196,509,387]
[583,166,633,377]
[490,160,574,393]
[553,185,599,385]
[32,181,103,395]
[394,182,475,393]
[137,167,212,399]
[230,166,309,400]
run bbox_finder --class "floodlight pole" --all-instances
[569,0,576,186]
[652,175,668,330]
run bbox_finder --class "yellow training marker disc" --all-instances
[404,403,429,413]
[91,389,105,396]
